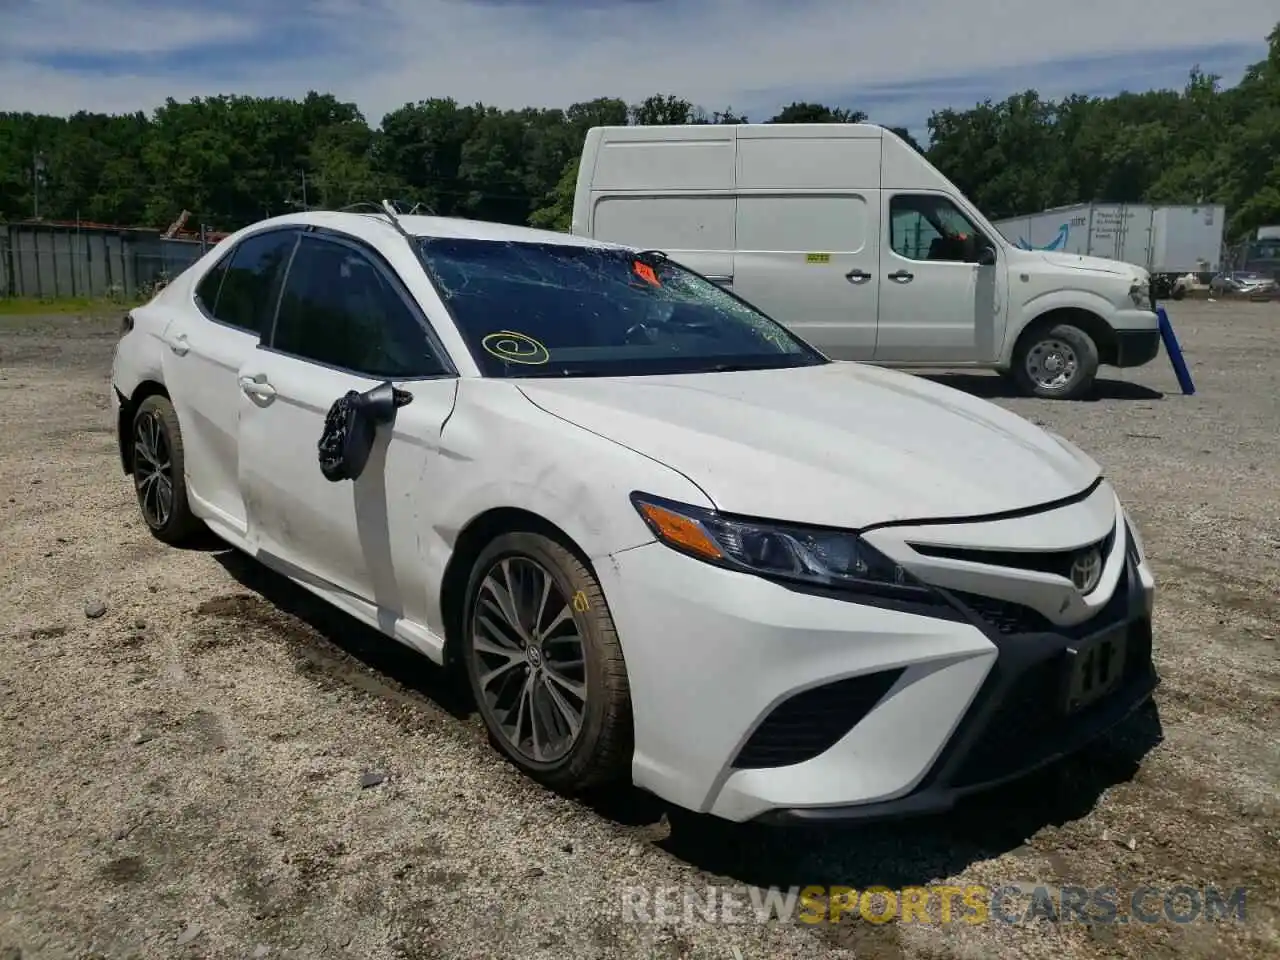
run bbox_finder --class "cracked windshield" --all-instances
[416,238,827,377]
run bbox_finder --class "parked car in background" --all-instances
[1209,270,1278,297]
[571,123,1162,401]
[110,205,1158,825]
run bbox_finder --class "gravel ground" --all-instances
[1,302,1277,960]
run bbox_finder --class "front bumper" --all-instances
[1113,329,1161,368]
[599,501,1157,824]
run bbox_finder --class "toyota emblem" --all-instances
[1069,547,1103,594]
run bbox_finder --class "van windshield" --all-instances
[415,238,827,378]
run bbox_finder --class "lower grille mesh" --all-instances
[731,668,904,769]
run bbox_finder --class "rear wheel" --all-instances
[463,532,633,792]
[1012,323,1100,400]
[131,395,203,544]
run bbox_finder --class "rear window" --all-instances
[415,238,825,378]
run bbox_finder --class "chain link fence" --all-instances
[0,223,214,301]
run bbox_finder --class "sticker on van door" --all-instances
[805,253,832,264]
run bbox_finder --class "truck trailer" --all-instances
[993,202,1225,297]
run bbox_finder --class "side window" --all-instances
[271,235,447,379]
[890,195,982,263]
[209,230,297,334]
[193,255,229,317]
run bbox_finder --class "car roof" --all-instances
[230,209,626,251]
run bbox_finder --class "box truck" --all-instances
[571,123,1161,400]
[993,202,1225,298]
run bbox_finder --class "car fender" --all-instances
[417,377,713,635]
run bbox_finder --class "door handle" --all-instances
[704,275,733,285]
[845,269,872,284]
[239,375,277,400]
[887,270,915,283]
[165,333,189,355]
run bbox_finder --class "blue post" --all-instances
[1157,305,1195,396]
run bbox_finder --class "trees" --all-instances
[2,22,1277,241]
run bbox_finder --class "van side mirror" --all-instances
[976,244,997,266]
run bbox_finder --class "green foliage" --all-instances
[2,24,1277,241]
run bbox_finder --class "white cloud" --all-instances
[0,0,1272,123]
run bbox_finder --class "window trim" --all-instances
[413,237,829,377]
[191,226,301,338]
[259,228,459,382]
[887,191,991,266]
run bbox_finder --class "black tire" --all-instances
[1012,323,1100,400]
[462,532,633,792]
[131,395,204,544]
[1170,285,1186,301]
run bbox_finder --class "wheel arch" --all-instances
[118,380,171,475]
[438,506,595,671]
[1013,307,1117,367]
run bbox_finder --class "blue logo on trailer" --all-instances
[1016,223,1070,251]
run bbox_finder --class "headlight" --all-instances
[1129,281,1148,307]
[630,492,934,599]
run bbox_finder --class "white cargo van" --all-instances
[571,124,1162,400]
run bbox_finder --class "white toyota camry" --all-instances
[110,206,1158,824]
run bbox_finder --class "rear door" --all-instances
[237,230,458,617]
[161,227,295,539]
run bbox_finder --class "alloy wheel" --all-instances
[134,411,174,528]
[470,556,588,764]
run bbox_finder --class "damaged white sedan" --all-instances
[110,205,1158,824]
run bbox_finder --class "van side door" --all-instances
[731,192,881,360]
[874,192,1000,363]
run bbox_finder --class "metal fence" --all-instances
[0,223,213,301]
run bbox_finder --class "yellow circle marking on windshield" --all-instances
[481,330,550,364]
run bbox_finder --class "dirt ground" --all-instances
[1,302,1277,960]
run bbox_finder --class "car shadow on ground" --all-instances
[210,548,475,720]
[648,701,1164,890]
[204,543,1164,897]
[921,372,1165,401]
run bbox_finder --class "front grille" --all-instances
[909,528,1115,582]
[950,561,1129,638]
[731,668,904,769]
[949,618,1154,788]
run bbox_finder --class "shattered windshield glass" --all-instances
[415,238,827,378]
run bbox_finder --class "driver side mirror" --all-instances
[975,243,997,266]
[317,381,414,482]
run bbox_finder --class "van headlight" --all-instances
[1129,280,1149,307]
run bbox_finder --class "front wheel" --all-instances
[462,532,633,792]
[1012,323,1100,400]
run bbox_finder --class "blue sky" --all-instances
[0,0,1272,141]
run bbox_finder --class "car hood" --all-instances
[515,363,1100,529]
[1039,251,1140,277]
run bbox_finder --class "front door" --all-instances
[731,193,881,360]
[237,231,457,616]
[874,192,998,363]
[162,227,295,538]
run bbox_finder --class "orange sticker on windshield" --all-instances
[633,261,661,286]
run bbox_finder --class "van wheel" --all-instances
[1012,324,1099,400]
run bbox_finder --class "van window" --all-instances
[737,195,868,252]
[890,194,982,263]
[592,196,734,252]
